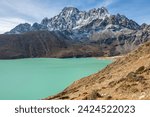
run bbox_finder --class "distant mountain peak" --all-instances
[96,7,109,14]
[6,6,140,39]
[59,7,80,19]
[62,7,80,13]
[6,23,31,34]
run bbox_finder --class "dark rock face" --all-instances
[0,31,103,59]
[0,31,69,59]
[31,23,42,31]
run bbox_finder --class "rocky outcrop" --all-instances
[45,41,150,100]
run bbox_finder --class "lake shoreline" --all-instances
[0,55,124,61]
[95,55,124,61]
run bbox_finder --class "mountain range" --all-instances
[6,7,140,39]
[0,7,150,59]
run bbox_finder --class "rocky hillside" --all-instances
[0,31,103,59]
[46,41,150,100]
[89,26,150,55]
[1,27,150,59]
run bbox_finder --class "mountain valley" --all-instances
[1,7,150,59]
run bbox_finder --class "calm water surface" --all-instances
[0,58,112,100]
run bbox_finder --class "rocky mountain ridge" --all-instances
[6,7,140,40]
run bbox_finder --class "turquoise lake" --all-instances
[0,58,112,100]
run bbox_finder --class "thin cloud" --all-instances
[94,0,114,8]
[0,0,61,21]
[85,0,115,10]
[0,0,64,34]
[102,0,114,7]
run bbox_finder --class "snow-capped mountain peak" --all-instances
[61,7,80,15]
[6,7,140,40]
[89,7,109,17]
[45,7,111,31]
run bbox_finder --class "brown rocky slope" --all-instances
[46,41,150,100]
[0,31,103,59]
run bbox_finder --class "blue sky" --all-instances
[0,0,150,33]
